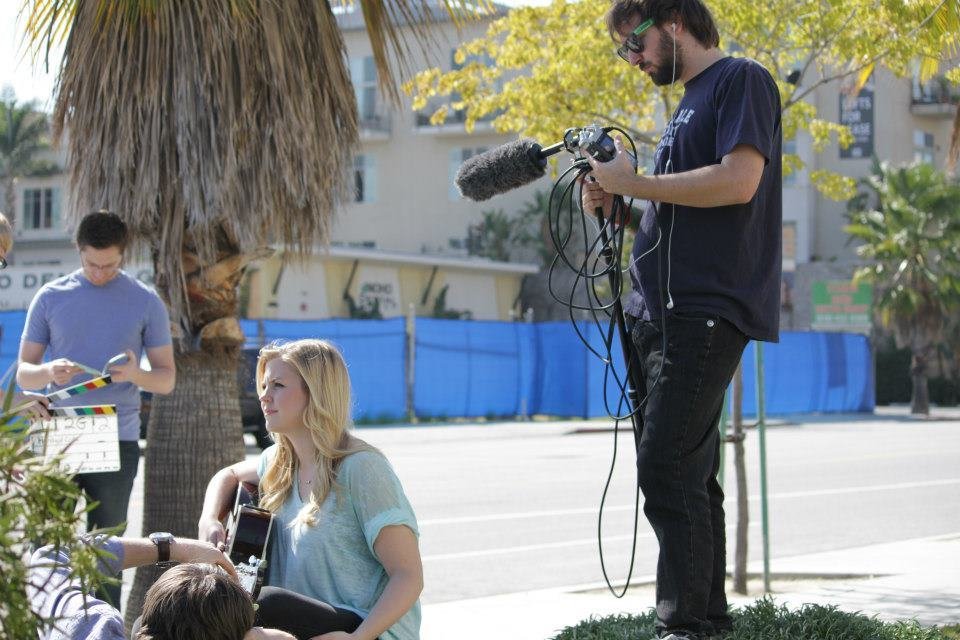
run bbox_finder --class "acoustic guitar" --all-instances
[224,481,275,598]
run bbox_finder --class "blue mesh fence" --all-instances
[2,311,875,419]
[242,318,407,421]
[0,311,26,385]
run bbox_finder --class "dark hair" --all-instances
[135,564,255,640]
[75,210,129,251]
[606,0,720,49]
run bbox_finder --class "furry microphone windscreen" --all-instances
[455,138,547,201]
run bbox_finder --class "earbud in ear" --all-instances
[671,23,677,31]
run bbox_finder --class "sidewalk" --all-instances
[421,533,960,639]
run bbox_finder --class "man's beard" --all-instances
[648,31,684,86]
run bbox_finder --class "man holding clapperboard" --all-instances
[16,210,176,606]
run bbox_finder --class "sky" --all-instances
[0,3,63,109]
[0,1,550,109]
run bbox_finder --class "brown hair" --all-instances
[606,0,720,49]
[135,564,254,640]
[75,210,129,251]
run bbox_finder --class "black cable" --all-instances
[542,127,671,598]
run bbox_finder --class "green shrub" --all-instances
[552,598,950,640]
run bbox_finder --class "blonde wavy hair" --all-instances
[0,212,12,256]
[256,339,375,526]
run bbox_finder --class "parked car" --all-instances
[139,348,272,449]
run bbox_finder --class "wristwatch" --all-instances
[149,532,175,564]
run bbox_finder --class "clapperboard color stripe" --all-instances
[51,405,117,417]
[45,375,113,402]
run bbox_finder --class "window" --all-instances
[350,56,381,129]
[449,147,487,200]
[21,187,60,230]
[913,130,935,165]
[354,155,377,203]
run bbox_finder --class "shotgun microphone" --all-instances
[455,138,565,201]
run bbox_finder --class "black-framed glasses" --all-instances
[617,18,655,61]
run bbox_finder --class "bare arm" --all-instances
[117,536,237,578]
[16,340,84,390]
[108,345,176,394]
[318,525,423,640]
[198,459,260,547]
[586,138,767,208]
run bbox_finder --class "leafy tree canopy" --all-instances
[407,0,960,201]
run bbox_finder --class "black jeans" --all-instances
[631,314,748,638]
[256,587,368,640]
[74,439,141,606]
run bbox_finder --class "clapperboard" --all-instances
[28,375,121,474]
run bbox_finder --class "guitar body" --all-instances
[224,481,275,598]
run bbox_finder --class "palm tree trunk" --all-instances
[731,362,749,594]
[123,236,263,628]
[910,348,931,415]
[124,356,246,629]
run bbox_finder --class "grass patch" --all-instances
[551,598,953,639]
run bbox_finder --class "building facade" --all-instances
[4,8,956,328]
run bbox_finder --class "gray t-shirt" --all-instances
[258,447,421,640]
[29,536,126,640]
[21,269,172,441]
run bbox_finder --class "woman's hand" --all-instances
[198,516,228,550]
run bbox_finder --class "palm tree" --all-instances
[846,160,960,414]
[0,90,55,220]
[21,0,480,623]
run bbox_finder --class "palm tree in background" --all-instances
[846,160,960,415]
[0,89,56,222]
[21,0,482,622]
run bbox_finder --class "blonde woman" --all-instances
[199,339,422,640]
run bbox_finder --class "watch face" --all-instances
[150,532,174,543]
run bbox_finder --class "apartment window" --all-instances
[350,56,378,126]
[354,155,377,203]
[449,147,487,200]
[913,130,935,165]
[21,187,60,230]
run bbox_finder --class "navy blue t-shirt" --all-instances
[624,56,782,342]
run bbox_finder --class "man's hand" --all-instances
[585,135,639,196]
[169,538,238,578]
[45,358,84,386]
[106,349,139,384]
[244,627,297,640]
[11,392,50,420]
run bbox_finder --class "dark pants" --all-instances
[256,587,368,640]
[74,439,141,606]
[631,314,748,638]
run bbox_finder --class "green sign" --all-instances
[811,280,872,331]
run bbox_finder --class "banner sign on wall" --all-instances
[811,280,872,332]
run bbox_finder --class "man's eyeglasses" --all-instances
[617,18,655,62]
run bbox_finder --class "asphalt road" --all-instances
[359,412,960,604]
[124,409,960,607]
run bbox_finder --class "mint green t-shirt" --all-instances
[257,447,421,640]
